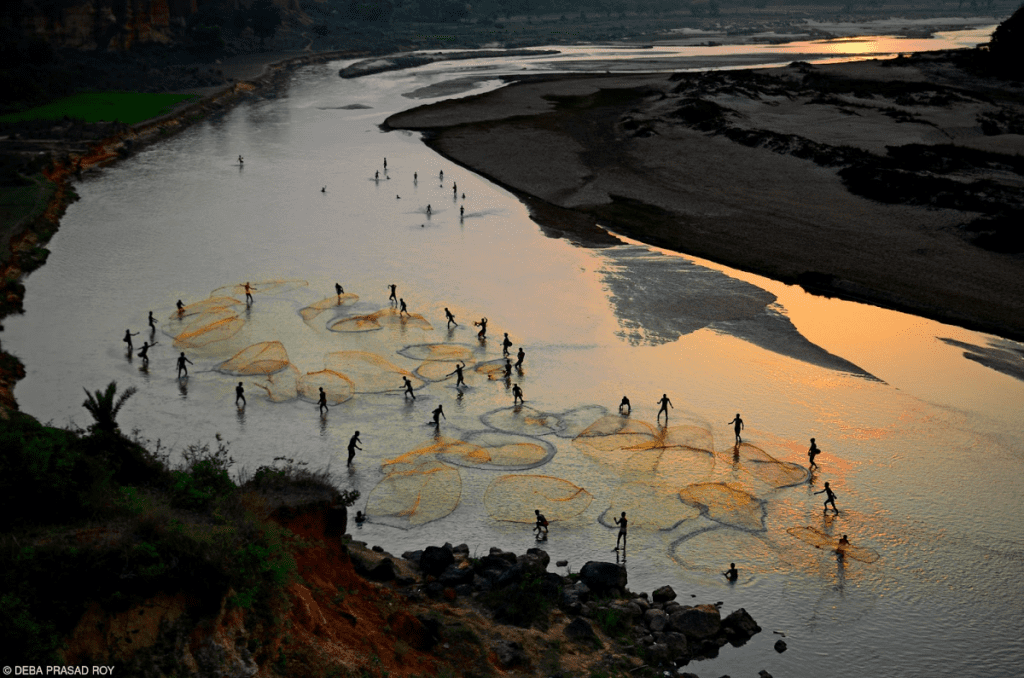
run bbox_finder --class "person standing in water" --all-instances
[388,284,397,305]
[347,431,362,466]
[148,311,156,333]
[399,298,409,317]
[445,307,457,328]
[238,155,243,165]
[431,403,445,428]
[502,333,513,357]
[235,382,246,407]
[375,170,379,180]
[439,170,443,181]
[614,512,628,551]
[808,438,821,469]
[475,317,488,340]
[244,282,254,305]
[460,205,464,218]
[512,383,524,405]
[318,387,329,415]
[137,341,151,365]
[815,481,839,514]
[403,376,416,400]
[657,393,673,422]
[534,509,549,538]
[448,361,467,388]
[176,300,185,316]
[426,204,431,216]
[383,157,387,171]
[503,359,513,379]
[619,395,631,415]
[335,283,344,298]
[176,352,193,379]
[728,413,744,444]
[123,329,139,353]
[515,347,525,370]
[723,563,738,582]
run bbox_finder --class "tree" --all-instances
[82,381,137,436]
[250,0,283,48]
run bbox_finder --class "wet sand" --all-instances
[384,55,1024,341]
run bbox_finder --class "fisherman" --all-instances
[815,482,839,514]
[123,329,139,353]
[318,386,329,415]
[347,431,362,466]
[512,383,524,405]
[619,395,631,415]
[515,347,525,370]
[445,307,457,328]
[236,382,246,407]
[176,352,193,379]
[534,509,549,537]
[614,512,628,551]
[728,413,744,444]
[502,333,513,357]
[657,393,673,422]
[475,317,488,340]
[431,403,445,427]
[723,563,738,582]
[808,438,821,469]
[448,361,467,388]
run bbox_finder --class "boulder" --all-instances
[488,547,518,564]
[523,547,551,570]
[492,639,528,669]
[661,631,688,657]
[644,609,668,632]
[579,561,627,594]
[774,639,787,653]
[401,549,423,565]
[437,563,474,587]
[564,617,596,641]
[721,607,761,644]
[652,585,677,603]
[365,558,397,582]
[420,545,455,577]
[669,604,721,639]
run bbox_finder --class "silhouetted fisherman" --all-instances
[504,359,513,379]
[148,311,156,332]
[439,170,443,181]
[375,170,379,180]
[614,512,628,550]
[176,300,184,316]
[123,329,139,353]
[414,172,417,182]
[176,352,193,378]
[403,376,416,400]
[502,333,513,357]
[512,383,524,405]
[619,395,631,415]
[445,307,457,328]
[348,431,362,466]
[534,509,549,537]
[137,342,151,365]
[723,563,738,582]
[318,386,329,415]
[657,393,673,422]
[236,382,246,407]
[431,403,445,427]
[238,155,243,165]
[475,317,488,340]
[388,284,397,305]
[728,413,744,444]
[426,204,431,215]
[448,361,467,387]
[244,282,254,305]
[383,157,387,170]
[808,438,821,469]
[453,182,457,195]
[815,482,839,514]
[399,298,409,316]
[460,205,464,218]
[515,347,525,370]
[335,283,344,297]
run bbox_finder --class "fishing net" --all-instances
[299,294,359,321]
[481,406,560,436]
[724,443,809,488]
[483,475,593,523]
[679,482,766,532]
[252,365,300,402]
[381,438,479,474]
[786,527,880,563]
[329,308,433,333]
[365,459,461,529]
[218,341,290,375]
[398,343,475,362]
[211,279,309,298]
[414,360,473,382]
[324,351,423,394]
[551,405,609,438]
[598,483,701,531]
[446,431,555,470]
[475,359,513,380]
[172,308,245,348]
[296,369,355,404]
[672,528,790,575]
[169,296,243,321]
[573,416,658,453]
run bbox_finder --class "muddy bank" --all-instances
[384,52,1024,341]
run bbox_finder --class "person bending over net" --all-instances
[137,342,152,365]
[534,509,549,538]
[335,283,344,298]
[619,395,631,415]
[431,404,445,428]
[176,300,185,316]
[399,298,409,317]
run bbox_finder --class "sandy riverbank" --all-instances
[384,51,1024,341]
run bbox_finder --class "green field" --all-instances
[0,174,56,259]
[0,92,199,125]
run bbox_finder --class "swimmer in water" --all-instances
[657,394,673,422]
[354,510,366,524]
[176,352,193,379]
[619,395,631,415]
[123,329,139,353]
[448,361,467,388]
[347,431,361,466]
[403,376,416,400]
[236,382,246,407]
[445,307,457,328]
[512,383,524,405]
[388,284,397,305]
[723,563,738,582]
[475,317,488,340]
[244,282,254,305]
[318,387,329,415]
[728,413,744,444]
[614,512,628,551]
[515,347,525,370]
[808,438,821,469]
[815,482,839,514]
[431,403,445,427]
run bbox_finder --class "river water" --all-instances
[6,22,1023,677]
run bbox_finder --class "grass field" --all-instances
[0,175,56,261]
[0,92,199,125]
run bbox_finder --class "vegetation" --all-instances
[0,92,198,125]
[0,389,359,666]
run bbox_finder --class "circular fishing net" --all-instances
[475,359,512,380]
[329,308,433,333]
[296,369,355,404]
[551,405,610,438]
[786,527,880,563]
[324,351,423,394]
[481,406,560,436]
[299,294,359,321]
[365,459,461,529]
[168,296,243,321]
[211,279,309,297]
[398,344,475,362]
[671,528,791,576]
[252,365,300,402]
[724,443,809,488]
[573,415,658,453]
[414,360,474,382]
[447,431,555,470]
[218,341,290,375]
[172,308,245,348]
[381,438,478,475]
[483,475,593,523]
[679,482,767,532]
[598,483,701,531]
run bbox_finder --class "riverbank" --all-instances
[384,49,1024,342]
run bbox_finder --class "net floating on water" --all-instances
[481,406,561,436]
[365,459,461,529]
[168,296,243,321]
[483,474,593,523]
[551,405,610,438]
[299,294,360,321]
[172,308,244,348]
[329,308,433,333]
[398,343,475,362]
[599,482,701,531]
[252,365,300,402]
[786,526,880,563]
[475,359,513,381]
[325,351,423,394]
[211,279,309,298]
[449,431,556,470]
[722,443,809,488]
[679,482,767,532]
[219,341,291,375]
[381,438,479,475]
[672,527,790,575]
[414,360,475,382]
[297,369,355,404]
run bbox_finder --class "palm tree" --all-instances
[82,381,137,435]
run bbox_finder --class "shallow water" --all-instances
[6,29,1024,677]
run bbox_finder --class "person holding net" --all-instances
[614,511,628,551]
[502,333,513,357]
[403,376,416,400]
[447,362,467,388]
[808,438,821,469]
[475,317,488,340]
[123,329,139,353]
[619,395,631,415]
[515,347,525,371]
[348,431,362,466]
[534,509,549,538]
[657,394,673,422]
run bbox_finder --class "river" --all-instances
[6,21,1023,677]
